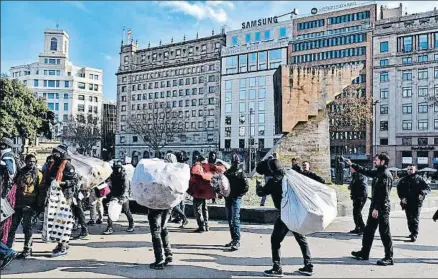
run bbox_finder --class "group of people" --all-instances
[1,138,436,277]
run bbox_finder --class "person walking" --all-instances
[256,156,314,276]
[169,152,189,228]
[348,166,368,235]
[346,153,394,266]
[188,155,215,233]
[148,153,177,270]
[260,155,275,207]
[222,155,248,251]
[396,165,431,242]
[103,161,134,235]
[300,162,325,184]
[6,154,43,259]
[87,184,106,225]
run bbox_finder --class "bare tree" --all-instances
[60,114,102,155]
[427,93,438,108]
[126,101,185,154]
[328,84,373,154]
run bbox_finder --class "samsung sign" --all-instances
[242,17,278,29]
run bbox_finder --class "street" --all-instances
[2,208,438,278]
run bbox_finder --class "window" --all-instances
[402,104,412,114]
[258,113,265,124]
[208,121,214,128]
[240,90,246,100]
[418,87,428,97]
[264,30,271,40]
[380,89,388,99]
[380,41,388,53]
[380,138,388,145]
[418,138,428,145]
[78,82,85,89]
[239,126,245,137]
[418,120,428,130]
[418,102,428,113]
[208,98,215,105]
[435,67,438,79]
[418,55,428,62]
[78,104,85,112]
[402,71,412,81]
[239,54,247,72]
[232,36,238,46]
[258,51,267,70]
[280,27,287,37]
[225,91,232,102]
[259,101,265,111]
[226,103,232,113]
[239,102,246,112]
[63,93,68,100]
[63,103,68,111]
[435,119,438,129]
[50,38,57,51]
[402,138,412,146]
[380,59,389,67]
[418,68,428,80]
[402,57,412,64]
[402,120,412,130]
[258,88,265,99]
[255,32,261,42]
[258,76,266,87]
[226,56,238,74]
[380,72,388,82]
[419,34,428,50]
[402,36,412,52]
[225,80,232,90]
[380,121,388,131]
[380,105,388,114]
[249,89,256,99]
[249,77,256,87]
[248,53,257,71]
[402,87,412,98]
[269,49,282,69]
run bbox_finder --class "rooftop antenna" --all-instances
[196,31,199,39]
[121,26,125,45]
[56,22,59,29]
[171,37,173,43]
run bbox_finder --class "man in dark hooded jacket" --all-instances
[223,154,248,251]
[256,157,314,277]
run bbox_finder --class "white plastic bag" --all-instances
[281,169,337,235]
[108,199,123,222]
[0,197,15,222]
[69,153,112,190]
[132,158,190,210]
[210,173,231,197]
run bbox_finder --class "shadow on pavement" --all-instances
[394,244,438,252]
[69,240,153,249]
[309,231,363,240]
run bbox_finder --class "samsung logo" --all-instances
[242,17,278,29]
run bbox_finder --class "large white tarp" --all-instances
[131,159,190,210]
[281,169,337,235]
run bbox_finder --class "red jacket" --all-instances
[188,163,216,199]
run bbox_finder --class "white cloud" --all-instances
[159,1,231,23]
[206,1,235,9]
[65,1,90,13]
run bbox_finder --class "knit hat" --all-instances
[52,144,68,155]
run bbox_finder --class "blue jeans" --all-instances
[225,197,242,243]
[0,241,15,258]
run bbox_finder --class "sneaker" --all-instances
[164,256,173,266]
[298,265,314,276]
[0,252,17,269]
[126,226,135,233]
[150,261,165,270]
[230,242,240,251]
[377,258,394,266]
[52,249,68,258]
[351,251,369,260]
[224,241,234,247]
[103,227,114,235]
[170,218,181,224]
[205,224,209,232]
[96,219,103,225]
[349,228,360,234]
[405,236,417,243]
[87,220,95,226]
[263,266,284,277]
[194,227,205,233]
[180,218,189,228]
[79,233,90,240]
[16,248,32,259]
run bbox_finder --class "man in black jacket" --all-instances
[346,153,394,266]
[223,154,248,251]
[256,157,314,277]
[103,161,134,235]
[396,165,431,242]
[348,166,368,234]
[301,162,325,184]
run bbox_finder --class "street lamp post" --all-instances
[248,108,254,173]
[373,100,380,159]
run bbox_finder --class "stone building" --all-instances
[9,29,103,157]
[220,16,293,168]
[289,3,377,166]
[115,31,225,164]
[373,7,438,169]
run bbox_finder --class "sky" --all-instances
[2,1,438,101]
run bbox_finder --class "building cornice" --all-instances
[222,39,290,57]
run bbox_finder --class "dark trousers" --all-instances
[271,217,312,267]
[148,209,172,262]
[225,197,242,243]
[352,197,367,230]
[7,206,35,250]
[193,198,208,229]
[172,201,186,220]
[107,200,134,228]
[405,202,422,238]
[361,208,393,258]
[71,202,88,232]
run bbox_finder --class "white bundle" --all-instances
[68,153,112,190]
[132,158,190,210]
[281,169,337,235]
[210,173,231,197]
